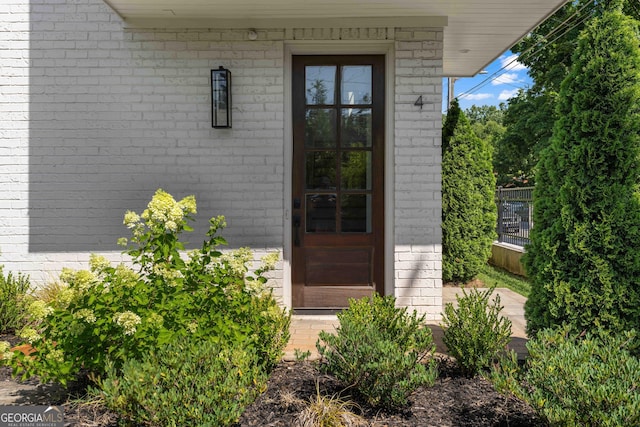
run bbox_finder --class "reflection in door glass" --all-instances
[342,108,371,147]
[306,193,336,232]
[341,151,371,190]
[341,66,372,105]
[341,194,371,233]
[305,152,336,190]
[305,109,336,148]
[306,66,336,105]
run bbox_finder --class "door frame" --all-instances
[283,40,396,308]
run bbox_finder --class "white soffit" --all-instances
[102,0,569,77]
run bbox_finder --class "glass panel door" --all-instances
[292,55,385,308]
[303,64,373,234]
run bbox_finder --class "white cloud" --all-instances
[498,89,519,100]
[460,93,493,101]
[491,73,520,86]
[500,54,527,72]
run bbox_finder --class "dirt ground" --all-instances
[236,358,543,427]
[1,335,543,427]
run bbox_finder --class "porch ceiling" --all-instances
[102,0,569,77]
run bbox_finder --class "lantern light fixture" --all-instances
[211,66,231,128]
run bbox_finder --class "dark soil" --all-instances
[236,357,544,427]
[1,333,543,427]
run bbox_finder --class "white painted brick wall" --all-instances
[0,0,442,316]
[0,0,31,279]
[1,0,288,295]
[394,28,443,320]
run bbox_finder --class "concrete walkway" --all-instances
[284,287,528,361]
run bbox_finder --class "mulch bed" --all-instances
[236,357,543,427]
[1,333,543,426]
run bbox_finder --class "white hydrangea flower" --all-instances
[152,264,183,287]
[59,268,75,284]
[179,195,197,215]
[260,252,280,271]
[222,247,252,276]
[59,268,96,292]
[123,210,141,229]
[55,286,76,309]
[73,270,98,292]
[114,264,139,288]
[0,341,13,361]
[146,312,164,328]
[28,300,54,320]
[89,254,111,273]
[187,321,198,333]
[73,308,97,323]
[113,311,142,336]
[45,348,64,364]
[187,250,201,262]
[245,278,265,296]
[168,204,184,223]
[142,189,197,232]
[147,189,175,224]
[19,327,41,344]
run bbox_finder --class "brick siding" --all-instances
[0,0,442,317]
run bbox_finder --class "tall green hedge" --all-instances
[442,100,497,283]
[524,3,640,335]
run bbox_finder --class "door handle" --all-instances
[293,214,301,247]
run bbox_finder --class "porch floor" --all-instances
[284,287,528,361]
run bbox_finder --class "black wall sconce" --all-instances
[211,66,231,128]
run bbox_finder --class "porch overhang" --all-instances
[102,0,569,77]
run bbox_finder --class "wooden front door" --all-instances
[292,55,385,308]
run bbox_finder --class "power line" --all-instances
[457,0,597,101]
[460,0,595,99]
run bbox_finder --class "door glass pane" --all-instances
[306,66,336,105]
[341,66,372,105]
[305,109,336,148]
[342,108,371,147]
[341,194,371,233]
[305,151,336,190]
[341,151,371,190]
[306,194,336,232]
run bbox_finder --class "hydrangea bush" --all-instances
[4,189,290,385]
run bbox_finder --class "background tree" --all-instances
[442,100,497,283]
[465,105,504,126]
[494,88,553,187]
[465,105,506,155]
[496,1,640,188]
[524,2,640,335]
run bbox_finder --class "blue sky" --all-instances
[443,51,533,112]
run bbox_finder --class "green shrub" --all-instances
[486,349,523,399]
[492,327,640,426]
[0,266,31,333]
[524,1,640,336]
[441,287,512,376]
[99,337,267,427]
[4,189,290,385]
[316,293,437,408]
[442,100,497,283]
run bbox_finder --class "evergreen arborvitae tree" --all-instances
[524,2,640,335]
[442,100,497,283]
